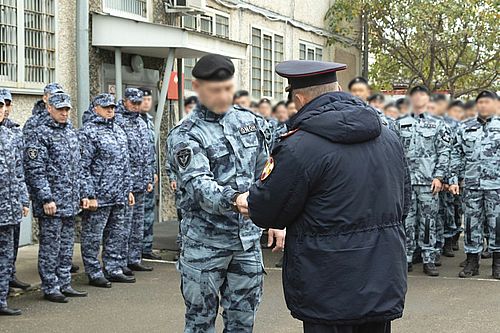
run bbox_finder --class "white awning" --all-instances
[91,13,248,59]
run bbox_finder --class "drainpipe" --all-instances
[76,0,90,127]
[115,48,123,100]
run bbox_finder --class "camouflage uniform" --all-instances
[0,111,28,309]
[142,113,157,256]
[0,89,29,283]
[396,113,451,264]
[271,121,288,152]
[23,93,81,295]
[114,88,153,266]
[169,105,268,333]
[450,116,500,254]
[79,94,132,279]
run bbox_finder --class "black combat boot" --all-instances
[407,262,413,272]
[442,238,455,257]
[492,252,500,280]
[89,276,112,288]
[121,266,135,276]
[423,263,439,276]
[9,276,31,290]
[61,287,88,297]
[452,233,460,251]
[0,307,22,316]
[435,253,442,267]
[459,253,480,278]
[128,263,153,272]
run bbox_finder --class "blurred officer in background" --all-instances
[115,88,154,273]
[243,60,408,333]
[138,87,161,261]
[450,91,500,280]
[233,90,251,109]
[183,96,198,116]
[384,102,401,121]
[396,85,451,276]
[396,97,410,116]
[23,83,64,137]
[368,93,385,111]
[0,88,31,291]
[0,95,29,316]
[24,93,87,303]
[286,100,298,117]
[169,54,280,332]
[464,100,477,120]
[79,93,136,287]
[347,76,370,102]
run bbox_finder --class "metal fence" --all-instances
[102,0,147,19]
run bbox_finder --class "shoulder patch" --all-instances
[27,148,38,160]
[260,157,275,181]
[175,147,192,169]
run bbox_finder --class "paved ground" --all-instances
[2,222,500,333]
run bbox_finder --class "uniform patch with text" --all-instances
[260,157,275,181]
[239,123,257,135]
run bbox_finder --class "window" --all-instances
[183,58,196,91]
[251,27,285,100]
[299,41,323,61]
[0,0,56,87]
[181,10,230,39]
[102,0,149,21]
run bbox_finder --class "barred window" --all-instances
[102,0,148,21]
[183,58,196,91]
[0,0,17,82]
[299,41,323,61]
[0,0,56,87]
[251,27,284,100]
[215,14,228,38]
[181,10,230,39]
[200,14,213,34]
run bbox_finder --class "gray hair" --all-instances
[293,82,339,100]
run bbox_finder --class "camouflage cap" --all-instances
[44,82,64,95]
[48,93,72,109]
[0,88,12,101]
[124,88,144,103]
[93,93,116,107]
[0,95,4,106]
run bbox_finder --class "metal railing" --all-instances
[102,0,148,20]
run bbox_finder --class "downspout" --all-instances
[76,0,90,127]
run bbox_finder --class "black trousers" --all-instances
[303,321,391,333]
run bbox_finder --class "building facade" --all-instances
[1,0,361,241]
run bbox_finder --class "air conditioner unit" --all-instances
[165,0,206,14]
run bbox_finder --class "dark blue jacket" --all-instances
[249,92,409,325]
[79,109,132,207]
[24,116,81,218]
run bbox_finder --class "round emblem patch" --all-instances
[260,157,275,181]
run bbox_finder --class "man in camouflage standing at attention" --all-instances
[115,88,154,273]
[395,85,451,276]
[169,54,284,333]
[450,91,500,279]
[24,93,87,303]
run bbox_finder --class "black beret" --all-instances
[408,85,430,96]
[476,90,498,102]
[234,90,249,98]
[395,97,408,108]
[464,100,476,109]
[448,100,465,109]
[184,95,198,106]
[367,93,385,103]
[348,76,369,90]
[192,54,235,81]
[138,87,152,96]
[275,60,347,91]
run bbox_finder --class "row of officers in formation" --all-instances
[0,84,162,316]
[0,58,499,322]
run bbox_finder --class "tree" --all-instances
[325,0,499,98]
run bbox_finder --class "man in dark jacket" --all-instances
[236,60,410,333]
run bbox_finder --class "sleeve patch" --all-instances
[27,148,38,160]
[260,157,275,181]
[175,147,193,169]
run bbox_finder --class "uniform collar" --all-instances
[477,116,492,125]
[197,104,226,122]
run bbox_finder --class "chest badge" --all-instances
[260,157,275,181]
[27,148,38,160]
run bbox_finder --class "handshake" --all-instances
[233,192,250,217]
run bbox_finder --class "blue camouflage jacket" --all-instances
[24,116,81,218]
[169,105,268,250]
[79,109,132,207]
[0,126,29,227]
[395,113,451,185]
[450,116,500,190]
[115,101,154,193]
[141,112,157,175]
[23,100,47,138]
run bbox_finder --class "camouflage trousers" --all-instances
[463,189,500,254]
[177,237,264,333]
[405,185,439,264]
[121,191,145,266]
[38,217,75,295]
[142,190,155,255]
[437,192,463,247]
[81,206,127,279]
[10,223,20,280]
[0,225,14,308]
